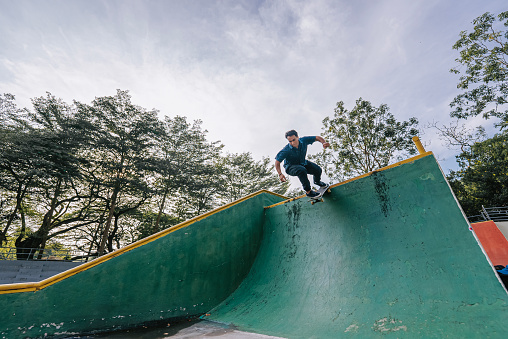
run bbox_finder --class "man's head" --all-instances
[285,130,298,139]
[285,130,299,148]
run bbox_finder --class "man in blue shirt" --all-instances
[275,130,330,197]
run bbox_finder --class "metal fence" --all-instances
[0,247,98,262]
[468,206,508,223]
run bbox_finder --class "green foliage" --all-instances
[216,153,290,204]
[132,209,182,241]
[150,115,223,231]
[1,90,286,255]
[450,11,508,129]
[311,98,419,181]
[447,133,508,216]
[0,93,97,257]
[75,90,164,253]
[0,93,28,129]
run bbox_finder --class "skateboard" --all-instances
[309,184,331,205]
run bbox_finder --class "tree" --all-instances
[0,127,37,247]
[450,11,508,129]
[0,93,32,246]
[447,133,508,217]
[0,93,28,128]
[150,116,223,233]
[131,209,181,241]
[0,89,293,256]
[75,90,163,254]
[2,93,94,259]
[428,119,487,153]
[216,152,290,203]
[310,98,419,181]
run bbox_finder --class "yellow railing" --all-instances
[0,189,288,295]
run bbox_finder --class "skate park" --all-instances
[1,149,507,338]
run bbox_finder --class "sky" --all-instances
[0,0,506,186]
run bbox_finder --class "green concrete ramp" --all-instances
[206,153,508,338]
[0,191,287,338]
[1,153,507,338]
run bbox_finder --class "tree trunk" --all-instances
[98,153,124,256]
[107,215,120,253]
[154,184,170,233]
[1,182,27,246]
[98,184,119,255]
[36,177,63,259]
[87,212,104,260]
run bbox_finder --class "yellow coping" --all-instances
[0,189,288,295]
[0,151,433,294]
[265,151,434,209]
[412,136,426,154]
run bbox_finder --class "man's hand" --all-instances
[278,173,287,182]
[316,136,329,148]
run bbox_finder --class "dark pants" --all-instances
[286,161,322,192]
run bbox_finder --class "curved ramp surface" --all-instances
[0,191,286,338]
[206,154,508,338]
[1,153,506,338]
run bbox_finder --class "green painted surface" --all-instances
[0,192,285,338]
[2,155,507,338]
[207,155,508,338]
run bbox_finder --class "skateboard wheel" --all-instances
[311,201,315,205]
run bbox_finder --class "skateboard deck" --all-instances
[309,184,331,205]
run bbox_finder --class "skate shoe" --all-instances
[306,190,320,198]
[314,181,329,188]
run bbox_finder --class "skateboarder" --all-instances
[275,130,330,197]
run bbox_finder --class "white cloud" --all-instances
[1,0,506,188]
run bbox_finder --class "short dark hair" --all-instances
[285,130,298,138]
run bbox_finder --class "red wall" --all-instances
[471,221,508,266]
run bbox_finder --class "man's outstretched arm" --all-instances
[315,136,330,148]
[275,160,287,182]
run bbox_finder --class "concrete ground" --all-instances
[74,320,285,339]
